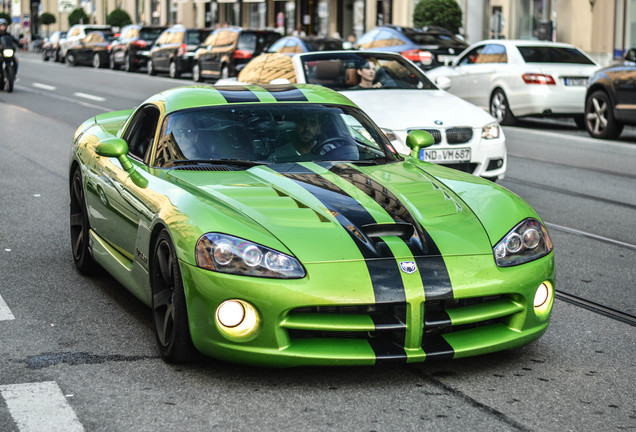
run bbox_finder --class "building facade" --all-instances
[4,0,633,66]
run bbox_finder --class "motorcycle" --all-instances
[0,34,18,93]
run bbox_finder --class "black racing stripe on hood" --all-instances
[273,164,406,306]
[267,86,308,101]
[327,163,454,302]
[216,87,260,103]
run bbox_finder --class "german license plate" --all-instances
[564,77,587,86]
[437,55,456,65]
[420,148,471,163]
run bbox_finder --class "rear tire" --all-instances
[220,64,229,80]
[147,59,156,75]
[151,229,196,363]
[124,53,135,72]
[490,89,516,126]
[92,53,103,69]
[109,53,119,70]
[169,61,180,79]
[585,90,623,139]
[192,62,203,82]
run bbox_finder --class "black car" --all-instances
[41,31,66,62]
[355,25,468,70]
[192,27,281,82]
[147,25,211,78]
[584,48,636,139]
[110,24,166,72]
[266,35,343,55]
[65,30,117,68]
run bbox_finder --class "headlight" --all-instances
[195,233,305,278]
[481,122,501,140]
[493,218,552,267]
[2,49,14,58]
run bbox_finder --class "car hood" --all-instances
[168,161,495,264]
[340,89,495,130]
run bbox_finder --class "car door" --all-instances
[613,67,636,122]
[153,29,175,71]
[197,32,217,73]
[84,106,160,258]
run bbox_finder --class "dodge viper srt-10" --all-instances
[70,84,554,366]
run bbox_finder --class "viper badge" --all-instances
[399,261,417,274]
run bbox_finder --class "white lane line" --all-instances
[546,222,636,251]
[73,92,106,102]
[0,294,15,321]
[32,82,56,91]
[0,382,84,432]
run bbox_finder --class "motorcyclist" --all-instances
[0,18,19,75]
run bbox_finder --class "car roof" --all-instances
[145,84,358,114]
[474,39,578,48]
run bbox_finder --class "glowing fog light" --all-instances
[216,300,245,328]
[215,300,260,338]
[534,282,552,308]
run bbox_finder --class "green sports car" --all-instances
[70,84,555,366]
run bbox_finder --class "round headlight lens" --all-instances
[534,283,550,308]
[506,233,523,253]
[242,245,262,267]
[213,241,234,266]
[523,228,541,249]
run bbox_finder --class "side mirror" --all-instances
[625,48,636,63]
[405,130,435,158]
[96,137,134,172]
[435,76,451,91]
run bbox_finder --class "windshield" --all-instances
[300,53,437,91]
[155,104,399,167]
[517,46,595,64]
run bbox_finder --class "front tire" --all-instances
[585,90,623,139]
[124,53,135,72]
[70,168,98,274]
[490,89,516,126]
[3,62,14,93]
[66,52,77,66]
[151,229,196,363]
[220,64,229,80]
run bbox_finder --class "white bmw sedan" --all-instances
[426,40,599,127]
[217,51,507,181]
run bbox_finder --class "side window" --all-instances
[478,44,507,63]
[268,38,287,53]
[458,46,484,65]
[122,105,160,162]
[372,30,405,49]
[203,33,218,47]
[355,29,379,49]
[156,31,169,45]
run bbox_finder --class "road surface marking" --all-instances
[0,381,84,432]
[73,92,106,102]
[32,83,56,91]
[0,294,15,321]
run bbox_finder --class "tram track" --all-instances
[555,290,636,327]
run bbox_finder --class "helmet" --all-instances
[0,18,8,26]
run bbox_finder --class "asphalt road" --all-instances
[0,53,634,432]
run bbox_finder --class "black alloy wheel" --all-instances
[585,90,623,139]
[490,88,516,126]
[151,229,195,363]
[70,168,98,274]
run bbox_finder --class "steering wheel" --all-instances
[313,137,346,157]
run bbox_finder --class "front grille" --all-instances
[446,127,473,144]
[438,162,477,174]
[420,129,442,144]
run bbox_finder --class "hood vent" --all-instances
[360,222,415,241]
[172,165,238,171]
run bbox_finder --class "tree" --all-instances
[413,0,463,34]
[68,8,89,27]
[39,12,56,36]
[106,9,132,28]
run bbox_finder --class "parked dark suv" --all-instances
[192,27,281,82]
[65,30,117,68]
[110,24,166,72]
[147,25,211,78]
[355,25,468,70]
[584,48,636,139]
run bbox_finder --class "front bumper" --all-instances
[180,252,554,367]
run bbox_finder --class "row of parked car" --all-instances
[40,23,635,141]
